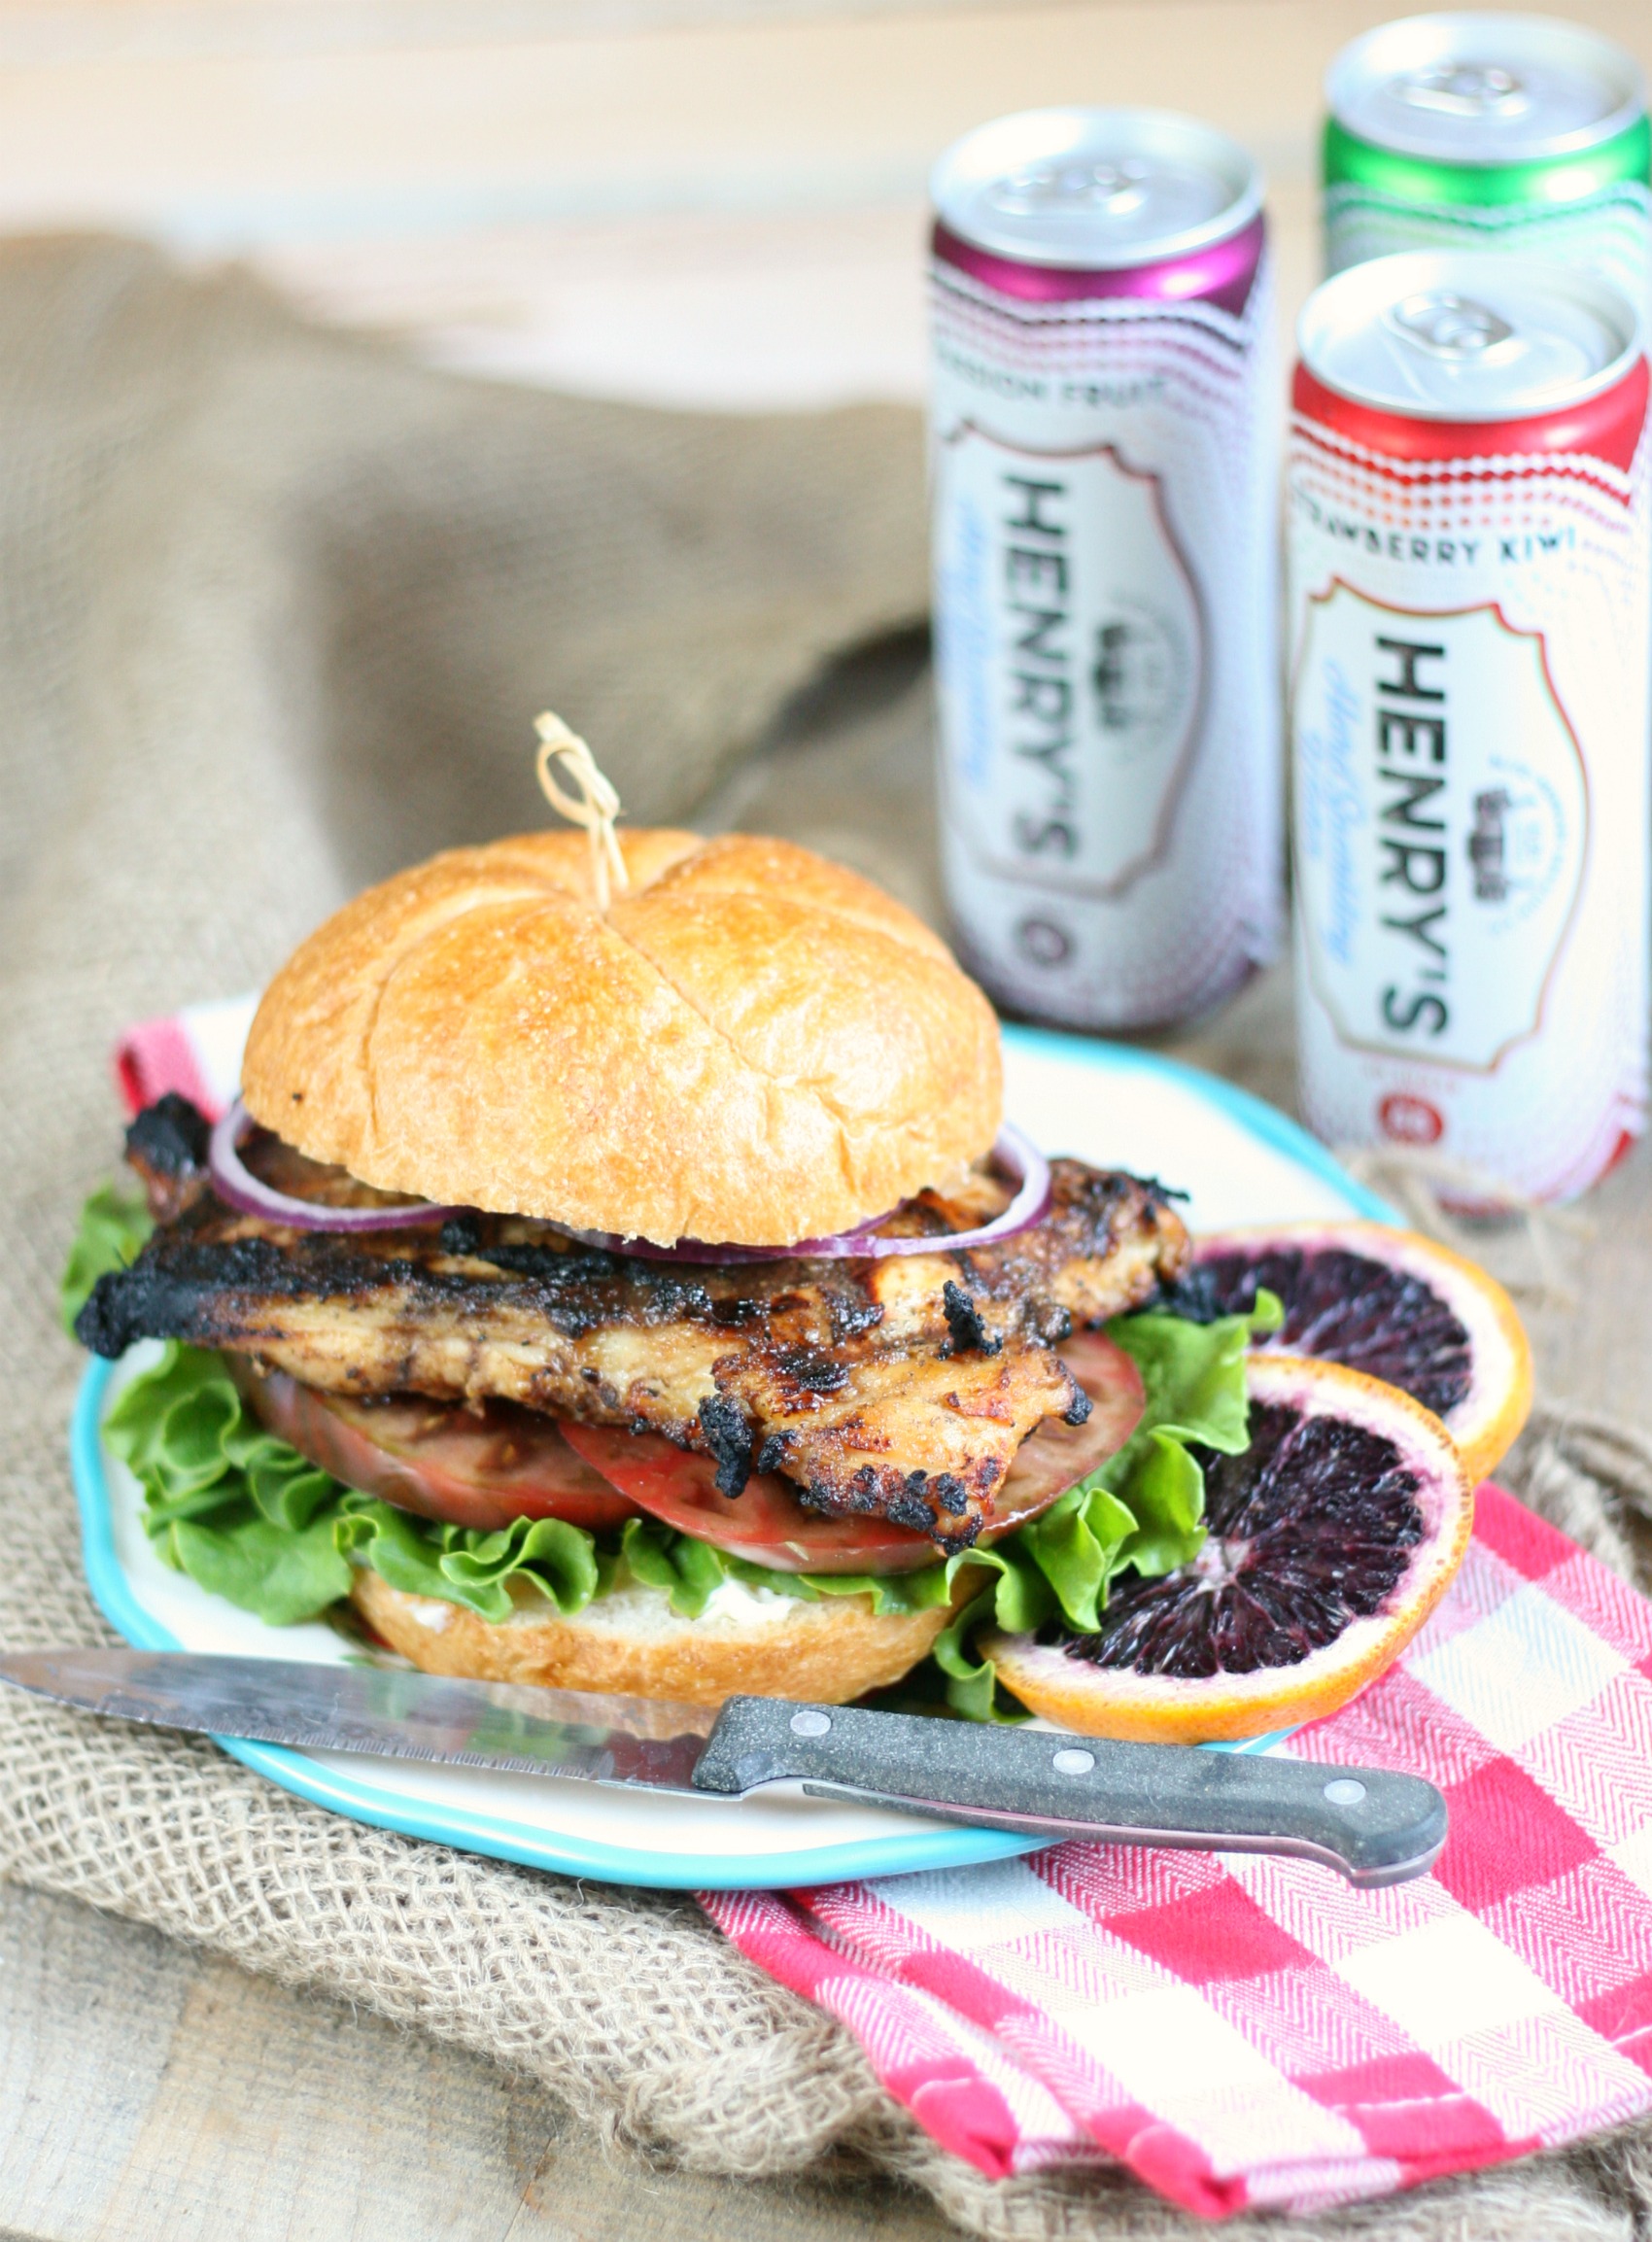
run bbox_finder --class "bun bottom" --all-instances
[352,1569,951,1707]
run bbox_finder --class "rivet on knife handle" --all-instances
[693,1698,1448,1887]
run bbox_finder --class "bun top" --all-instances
[240,829,1003,1246]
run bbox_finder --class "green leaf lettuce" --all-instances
[930,1293,1282,1715]
[61,1180,153,1335]
[100,1344,955,1632]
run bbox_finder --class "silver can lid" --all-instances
[1299,252,1641,420]
[1328,12,1644,165]
[931,107,1260,270]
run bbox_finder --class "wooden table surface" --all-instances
[0,1878,970,2240]
[6,0,1652,2232]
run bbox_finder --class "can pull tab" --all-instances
[1387,290,1517,362]
[1395,62,1531,121]
[991,158,1149,220]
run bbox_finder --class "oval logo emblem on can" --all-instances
[1379,1091,1445,1146]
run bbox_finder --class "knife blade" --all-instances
[0,1649,1447,1885]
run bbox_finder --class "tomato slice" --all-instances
[560,1329,1146,1573]
[235,1366,641,1534]
[557,1423,942,1573]
[997,1328,1145,1516]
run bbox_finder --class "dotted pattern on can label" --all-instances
[1324,182,1652,316]
[930,255,1282,1030]
[1288,414,1652,1199]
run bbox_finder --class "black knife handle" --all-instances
[693,1698,1446,1886]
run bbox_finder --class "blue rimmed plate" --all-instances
[71,1025,1390,1891]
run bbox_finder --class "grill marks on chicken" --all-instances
[80,1113,1188,1548]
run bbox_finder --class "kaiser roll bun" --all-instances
[241,829,1002,1246]
[351,1566,954,1707]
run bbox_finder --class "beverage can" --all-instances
[1324,13,1652,308]
[930,107,1281,1029]
[1289,251,1651,1199]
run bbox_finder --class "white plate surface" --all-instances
[72,1026,1388,1889]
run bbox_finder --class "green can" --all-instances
[1324,13,1651,307]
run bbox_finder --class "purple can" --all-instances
[930,108,1282,1029]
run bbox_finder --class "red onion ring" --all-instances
[208,1099,1052,1260]
[554,1124,1052,1262]
[208,1100,464,1232]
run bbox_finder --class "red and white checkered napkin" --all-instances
[116,1002,1652,2220]
[704,1491,1652,2221]
[116,993,255,1121]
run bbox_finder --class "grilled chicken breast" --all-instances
[80,1101,1189,1549]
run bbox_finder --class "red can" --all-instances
[1289,252,1650,1200]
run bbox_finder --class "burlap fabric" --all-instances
[3,232,1651,2241]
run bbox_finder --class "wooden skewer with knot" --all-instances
[534,712,631,911]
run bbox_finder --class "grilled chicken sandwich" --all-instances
[75,824,1196,1707]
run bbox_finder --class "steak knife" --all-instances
[0,1648,1446,1885]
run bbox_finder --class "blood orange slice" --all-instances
[985,1355,1472,1743]
[1170,1220,1532,1481]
